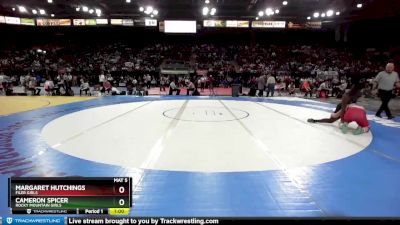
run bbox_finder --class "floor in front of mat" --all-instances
[0,96,96,115]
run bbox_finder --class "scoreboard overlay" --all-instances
[8,177,131,215]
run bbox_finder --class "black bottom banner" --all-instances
[66,217,398,225]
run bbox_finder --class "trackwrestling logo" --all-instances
[4,217,63,225]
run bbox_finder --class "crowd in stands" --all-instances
[0,42,399,97]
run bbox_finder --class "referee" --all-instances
[373,63,400,119]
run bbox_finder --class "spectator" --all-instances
[266,75,276,97]
[301,79,312,98]
[102,80,112,95]
[80,79,90,96]
[317,80,330,98]
[257,74,266,97]
[169,80,180,95]
[208,75,216,96]
[186,80,195,95]
[146,74,152,89]
[288,82,295,96]
[28,77,40,96]
[337,79,348,98]
[160,76,167,91]
[44,77,55,96]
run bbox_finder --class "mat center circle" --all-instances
[163,106,249,122]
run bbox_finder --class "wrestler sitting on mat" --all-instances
[307,79,370,135]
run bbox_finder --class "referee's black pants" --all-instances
[377,89,393,117]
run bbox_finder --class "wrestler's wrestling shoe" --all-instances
[353,127,365,135]
[340,122,349,134]
[307,119,316,123]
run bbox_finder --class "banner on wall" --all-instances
[37,19,71,26]
[203,20,226,27]
[110,19,123,25]
[287,22,303,29]
[20,18,35,26]
[226,20,238,27]
[85,19,97,25]
[237,21,250,28]
[134,19,145,26]
[226,20,249,28]
[73,19,85,26]
[251,21,286,28]
[96,19,108,25]
[122,19,134,26]
[305,21,322,29]
[145,19,157,26]
[5,16,21,25]
[288,21,322,29]
[0,16,6,23]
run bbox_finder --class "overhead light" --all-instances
[313,12,320,18]
[48,0,53,3]
[12,7,16,11]
[51,14,55,17]
[39,9,46,15]
[95,9,101,14]
[357,3,363,8]
[139,7,144,12]
[18,6,27,13]
[327,10,334,17]
[210,7,216,15]
[265,8,273,16]
[37,49,42,53]
[307,16,311,20]
[146,6,154,13]
[32,9,38,14]
[321,13,326,17]
[82,6,88,12]
[336,11,340,15]
[126,0,131,3]
[211,7,216,12]
[275,9,280,14]
[89,9,94,14]
[153,10,158,15]
[205,0,210,4]
[202,7,209,16]
[258,11,264,17]
[76,7,80,12]
[150,14,154,18]
[282,1,288,6]
[255,17,259,20]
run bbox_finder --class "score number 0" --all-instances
[118,186,126,206]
